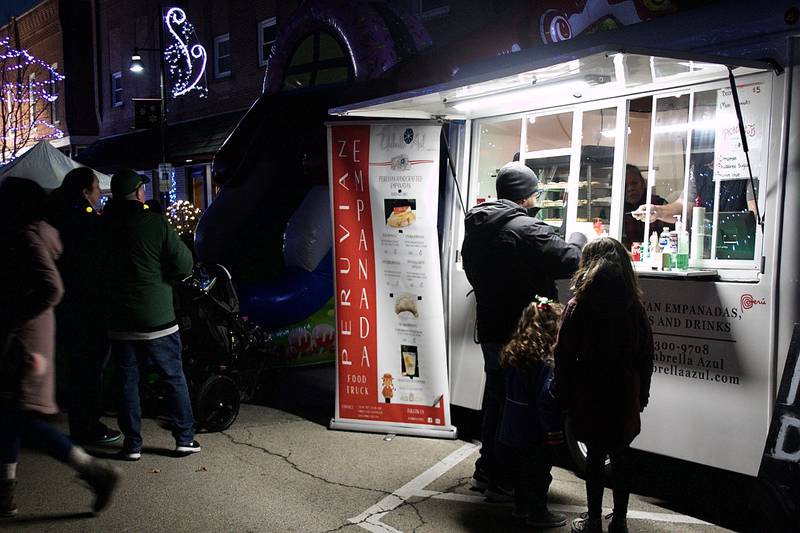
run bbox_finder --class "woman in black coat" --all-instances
[554,237,654,533]
[49,167,120,444]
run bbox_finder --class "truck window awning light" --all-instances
[330,46,772,121]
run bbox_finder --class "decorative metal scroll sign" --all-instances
[164,7,207,98]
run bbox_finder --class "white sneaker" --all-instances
[175,440,201,455]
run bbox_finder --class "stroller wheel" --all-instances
[195,375,240,432]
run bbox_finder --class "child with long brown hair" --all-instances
[554,237,654,533]
[497,296,567,528]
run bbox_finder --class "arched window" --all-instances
[282,31,352,91]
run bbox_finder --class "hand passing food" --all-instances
[630,204,657,222]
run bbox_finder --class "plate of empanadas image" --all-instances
[394,293,419,318]
[387,205,416,228]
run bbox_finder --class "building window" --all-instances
[111,71,123,108]
[50,63,59,123]
[28,73,36,126]
[282,31,352,91]
[414,0,449,19]
[214,33,231,78]
[258,17,277,67]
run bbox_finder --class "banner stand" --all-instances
[330,419,458,439]
[327,121,456,439]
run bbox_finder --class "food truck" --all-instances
[328,2,800,476]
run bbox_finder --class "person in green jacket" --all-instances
[103,169,199,460]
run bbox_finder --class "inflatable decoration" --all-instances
[282,185,333,272]
[237,186,334,328]
[197,1,431,366]
[199,0,679,367]
[262,0,431,94]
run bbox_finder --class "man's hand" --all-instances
[631,204,660,223]
[632,199,684,224]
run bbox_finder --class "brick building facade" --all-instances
[77,0,501,207]
[0,0,97,161]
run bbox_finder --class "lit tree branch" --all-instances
[0,34,65,165]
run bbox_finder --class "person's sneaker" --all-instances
[511,504,529,519]
[116,449,141,461]
[484,484,514,503]
[175,440,201,455]
[608,515,629,533]
[470,469,489,491]
[74,427,122,446]
[571,515,603,533]
[0,479,17,518]
[527,508,567,528]
[78,460,121,513]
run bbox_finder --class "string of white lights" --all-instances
[164,7,207,98]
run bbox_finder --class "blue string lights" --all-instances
[168,165,177,205]
[164,7,207,98]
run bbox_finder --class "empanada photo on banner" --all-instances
[384,198,417,228]
[394,292,419,318]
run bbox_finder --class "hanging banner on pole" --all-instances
[327,122,456,439]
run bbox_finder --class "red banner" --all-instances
[330,124,447,428]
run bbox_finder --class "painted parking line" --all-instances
[349,442,710,532]
[410,491,710,525]
[348,442,479,532]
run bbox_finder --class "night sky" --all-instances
[1,0,42,27]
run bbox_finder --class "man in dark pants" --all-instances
[461,161,584,520]
[102,169,199,460]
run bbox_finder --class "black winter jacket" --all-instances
[461,200,581,343]
[49,198,105,328]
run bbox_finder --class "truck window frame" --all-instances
[467,71,772,278]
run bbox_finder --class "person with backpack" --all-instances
[554,237,655,533]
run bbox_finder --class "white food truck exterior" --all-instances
[331,3,800,476]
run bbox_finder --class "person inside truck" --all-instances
[622,164,667,248]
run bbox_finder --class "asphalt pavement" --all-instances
[0,365,751,532]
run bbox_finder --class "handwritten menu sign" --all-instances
[713,81,768,181]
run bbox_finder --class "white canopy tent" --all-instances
[0,140,112,191]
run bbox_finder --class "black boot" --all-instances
[608,514,629,533]
[77,460,121,513]
[0,479,17,518]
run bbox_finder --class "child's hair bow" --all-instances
[534,295,552,310]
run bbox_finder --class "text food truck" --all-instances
[329,2,800,476]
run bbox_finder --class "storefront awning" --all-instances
[330,46,774,120]
[76,109,246,173]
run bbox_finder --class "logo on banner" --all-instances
[403,128,414,144]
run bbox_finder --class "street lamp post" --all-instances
[129,6,207,208]
[129,5,169,207]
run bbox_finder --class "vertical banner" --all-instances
[328,122,456,439]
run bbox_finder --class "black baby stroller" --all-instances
[172,263,268,432]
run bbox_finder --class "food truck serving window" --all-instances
[331,49,774,279]
[469,73,771,276]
